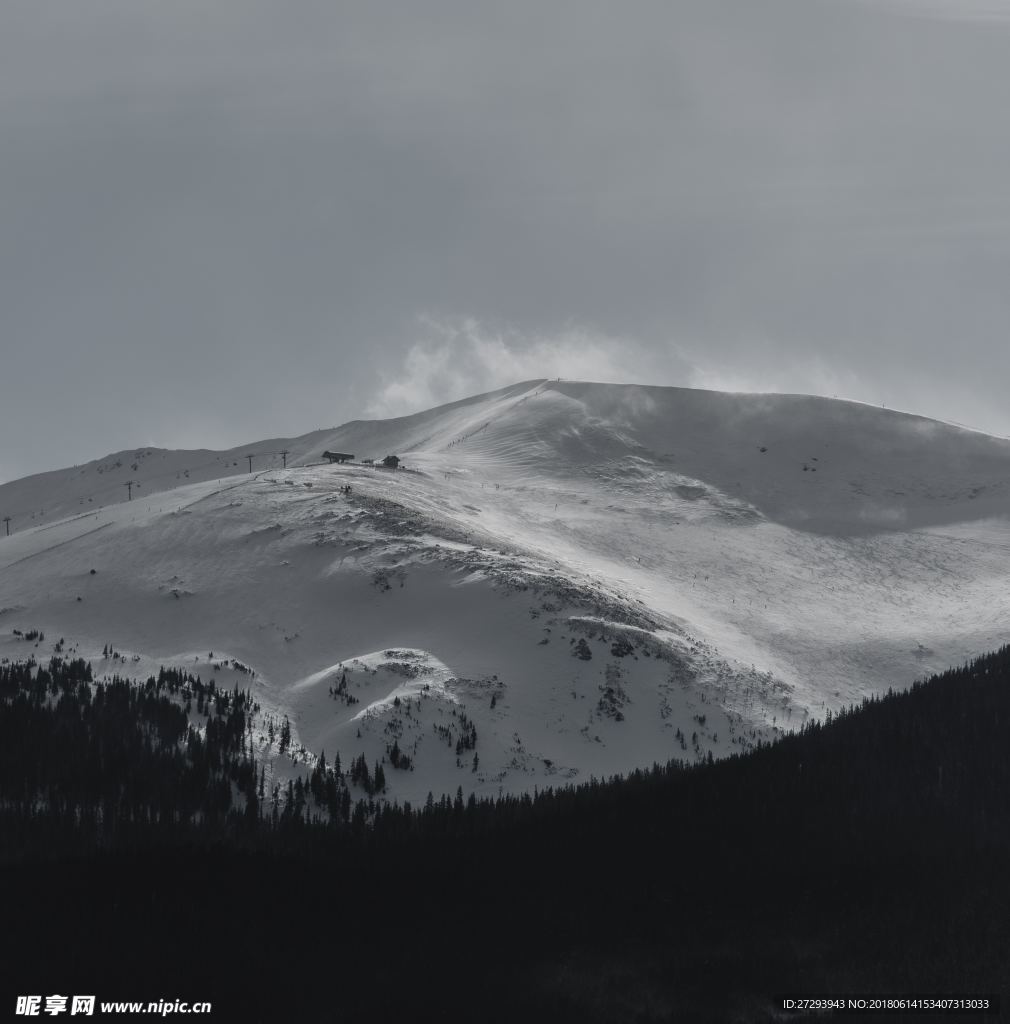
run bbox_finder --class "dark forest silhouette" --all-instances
[4,648,1010,1021]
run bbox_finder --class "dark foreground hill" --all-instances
[4,645,1010,1022]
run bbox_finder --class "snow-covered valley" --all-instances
[3,379,1009,803]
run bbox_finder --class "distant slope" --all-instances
[0,380,544,532]
[0,433,326,532]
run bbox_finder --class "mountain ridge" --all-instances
[2,379,1009,801]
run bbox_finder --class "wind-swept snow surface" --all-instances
[3,380,1010,801]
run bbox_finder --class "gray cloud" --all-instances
[862,1,1010,21]
[3,0,1010,482]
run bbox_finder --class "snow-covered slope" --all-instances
[0,430,336,530]
[3,379,1010,802]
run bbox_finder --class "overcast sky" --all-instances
[3,0,1010,482]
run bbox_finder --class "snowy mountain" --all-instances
[3,379,1010,803]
